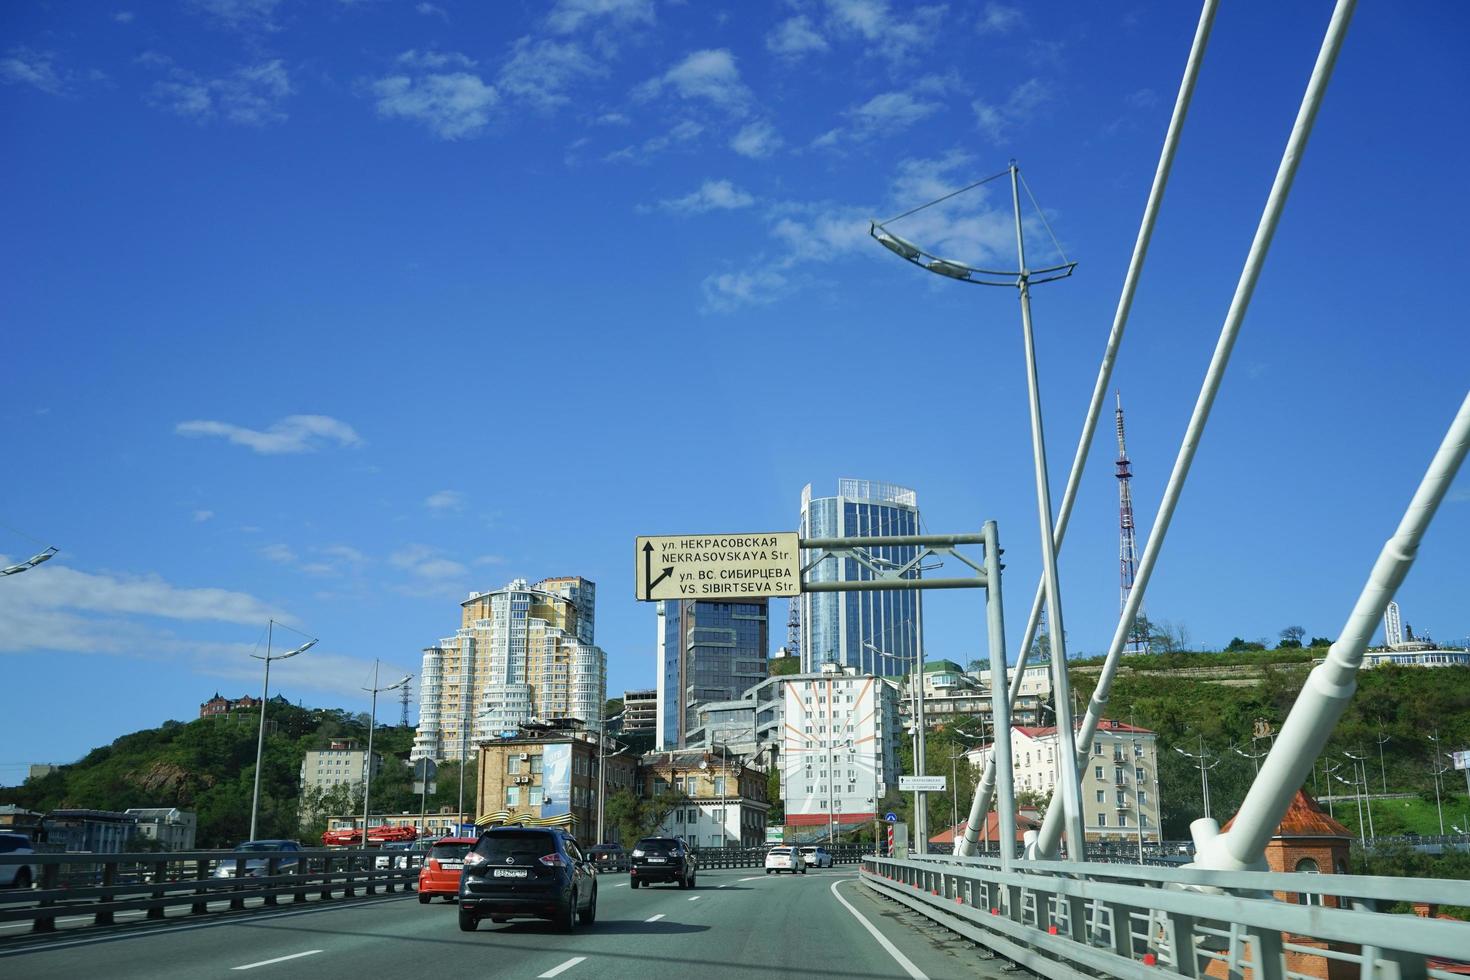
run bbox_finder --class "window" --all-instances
[1135,767,1144,782]
[530,756,543,774]
[1094,766,1104,780]
[1118,813,1129,827]
[1295,858,1322,905]
[529,786,543,806]
[507,756,521,774]
[1138,791,1149,807]
[1140,814,1151,828]
[686,809,697,823]
[1097,813,1107,827]
[713,777,726,796]
[504,786,521,807]
[1094,741,1102,755]
[1095,790,1105,803]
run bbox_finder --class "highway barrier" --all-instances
[697,845,866,869]
[0,847,423,935]
[860,853,1470,980]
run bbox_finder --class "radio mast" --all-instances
[1117,393,1146,654]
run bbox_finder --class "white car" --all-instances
[764,846,806,875]
[0,833,37,890]
[799,846,833,869]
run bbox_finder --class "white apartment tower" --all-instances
[411,576,606,763]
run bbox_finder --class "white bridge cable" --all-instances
[1199,389,1470,870]
[956,0,1219,857]
[1032,0,1360,859]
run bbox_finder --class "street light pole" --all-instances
[1376,730,1390,794]
[248,620,316,842]
[1345,750,1373,840]
[1429,729,1447,835]
[597,711,625,844]
[361,662,412,850]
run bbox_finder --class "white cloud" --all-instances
[638,49,749,111]
[604,119,703,163]
[766,16,828,57]
[972,77,1049,141]
[1448,486,1470,504]
[260,543,297,564]
[147,59,293,126]
[976,2,1023,35]
[319,544,367,563]
[1,48,66,95]
[821,0,946,61]
[192,509,215,523]
[596,111,629,125]
[547,0,654,35]
[731,120,782,159]
[415,2,448,19]
[473,554,507,566]
[497,38,604,111]
[390,544,468,580]
[424,489,466,512]
[372,68,498,140]
[397,50,476,70]
[700,267,789,314]
[816,91,939,147]
[175,414,364,454]
[113,11,136,24]
[0,560,292,654]
[656,179,755,215]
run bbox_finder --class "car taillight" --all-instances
[464,851,487,868]
[538,853,566,867]
[427,859,441,871]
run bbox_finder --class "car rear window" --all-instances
[473,830,556,863]
[637,839,678,854]
[429,842,471,862]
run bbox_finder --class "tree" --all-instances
[766,766,783,823]
[1279,626,1305,649]
[1226,636,1266,653]
[1309,636,1333,648]
[603,788,687,847]
[769,657,801,677]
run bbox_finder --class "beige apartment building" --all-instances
[412,577,606,763]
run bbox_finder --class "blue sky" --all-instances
[3,0,1467,779]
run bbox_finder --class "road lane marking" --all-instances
[537,956,586,978]
[717,884,728,888]
[830,879,928,980]
[644,913,665,922]
[738,876,765,882]
[687,896,701,901]
[615,883,628,887]
[232,950,323,971]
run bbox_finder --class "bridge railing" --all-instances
[0,848,423,935]
[861,853,1470,980]
[695,845,867,869]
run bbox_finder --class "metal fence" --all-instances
[696,845,867,870]
[861,853,1470,980]
[0,848,423,935]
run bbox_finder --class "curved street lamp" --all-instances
[361,662,413,849]
[248,621,317,841]
[2,546,58,576]
[596,710,626,845]
[870,160,1088,860]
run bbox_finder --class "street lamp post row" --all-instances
[361,661,412,849]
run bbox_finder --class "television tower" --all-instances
[399,675,413,728]
[1116,393,1146,654]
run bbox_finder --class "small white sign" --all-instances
[635,532,802,601]
[1452,750,1470,771]
[899,775,947,792]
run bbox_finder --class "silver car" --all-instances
[213,840,303,878]
[0,833,37,890]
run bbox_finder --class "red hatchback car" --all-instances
[418,837,477,903]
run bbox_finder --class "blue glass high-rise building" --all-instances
[655,598,769,750]
[799,479,922,676]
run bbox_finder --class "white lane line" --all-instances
[232,950,323,971]
[615,882,629,887]
[644,913,665,922]
[537,956,586,978]
[687,896,701,902]
[830,879,928,980]
[738,876,765,882]
[717,884,729,889]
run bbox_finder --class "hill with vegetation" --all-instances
[0,703,475,848]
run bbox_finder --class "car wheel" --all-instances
[558,893,577,933]
[14,869,31,890]
[801,867,807,875]
[676,874,687,889]
[578,887,597,926]
[458,908,478,932]
[418,893,430,905]
[765,869,771,875]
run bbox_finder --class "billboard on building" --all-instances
[541,743,572,817]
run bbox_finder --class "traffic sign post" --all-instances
[635,533,801,601]
[899,775,946,792]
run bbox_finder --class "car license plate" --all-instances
[492,868,528,878]
[646,857,665,863]
[443,862,462,869]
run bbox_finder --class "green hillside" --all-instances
[1,703,475,847]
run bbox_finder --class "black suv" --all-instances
[629,836,696,889]
[458,828,598,932]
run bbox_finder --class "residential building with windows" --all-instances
[642,749,770,848]
[621,689,657,735]
[966,719,1162,843]
[412,577,607,763]
[325,809,474,839]
[475,722,638,843]
[301,739,383,793]
[971,662,1055,701]
[124,808,197,851]
[798,479,923,676]
[654,598,768,750]
[199,693,262,718]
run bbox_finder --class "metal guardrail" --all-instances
[696,845,866,870]
[861,853,1470,980]
[0,848,423,935]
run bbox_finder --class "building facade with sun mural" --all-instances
[768,663,901,831]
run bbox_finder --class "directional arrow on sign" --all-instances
[642,542,673,599]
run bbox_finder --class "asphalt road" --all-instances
[0,867,1015,980]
